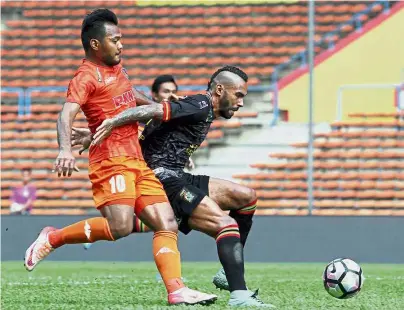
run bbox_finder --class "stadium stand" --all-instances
[1,1,399,215]
[1,1,390,88]
[234,112,404,216]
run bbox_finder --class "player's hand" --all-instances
[92,119,114,145]
[186,158,196,170]
[71,127,92,155]
[170,94,186,101]
[53,150,79,177]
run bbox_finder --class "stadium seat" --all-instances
[1,1,390,87]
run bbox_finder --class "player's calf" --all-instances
[189,198,248,292]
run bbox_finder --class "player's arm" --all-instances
[55,72,95,176]
[92,103,163,144]
[54,102,81,177]
[133,88,182,106]
[133,88,160,106]
[92,98,207,144]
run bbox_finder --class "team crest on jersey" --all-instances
[180,188,196,203]
[121,68,130,80]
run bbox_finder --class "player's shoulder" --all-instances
[70,61,98,84]
[182,94,211,107]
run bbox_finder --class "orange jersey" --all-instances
[66,59,143,164]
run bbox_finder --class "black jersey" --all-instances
[139,94,214,172]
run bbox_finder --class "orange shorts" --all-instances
[88,156,168,214]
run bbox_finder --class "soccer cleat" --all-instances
[228,289,276,308]
[212,267,230,291]
[24,226,56,271]
[168,287,217,305]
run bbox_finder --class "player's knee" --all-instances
[107,216,133,239]
[143,202,179,233]
[237,186,257,207]
[216,214,238,232]
[246,187,257,205]
[163,215,178,233]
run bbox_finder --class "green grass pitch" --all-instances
[2,261,403,309]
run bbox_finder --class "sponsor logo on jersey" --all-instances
[112,89,136,108]
[105,76,116,86]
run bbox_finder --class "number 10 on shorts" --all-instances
[109,175,126,193]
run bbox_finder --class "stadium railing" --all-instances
[336,83,403,120]
[1,87,25,116]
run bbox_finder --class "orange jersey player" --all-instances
[23,9,216,306]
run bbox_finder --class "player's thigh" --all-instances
[188,196,236,238]
[89,156,137,210]
[134,161,176,231]
[208,177,257,211]
[134,161,168,215]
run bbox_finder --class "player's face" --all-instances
[100,23,123,66]
[153,82,178,102]
[218,81,247,119]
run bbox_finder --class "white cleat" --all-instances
[24,226,56,271]
[168,287,217,305]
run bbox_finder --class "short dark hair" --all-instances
[81,9,118,51]
[151,75,178,94]
[21,168,32,174]
[207,66,248,90]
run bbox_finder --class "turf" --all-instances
[1,261,403,309]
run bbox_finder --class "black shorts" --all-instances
[155,169,210,234]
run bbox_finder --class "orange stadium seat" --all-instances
[1,1,389,88]
[241,103,404,215]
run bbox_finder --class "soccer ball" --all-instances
[323,258,364,299]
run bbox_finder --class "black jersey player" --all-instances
[76,66,274,308]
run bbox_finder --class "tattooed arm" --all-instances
[133,88,160,106]
[92,104,164,145]
[114,103,163,126]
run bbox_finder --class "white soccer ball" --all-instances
[323,258,364,299]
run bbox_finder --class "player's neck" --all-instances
[85,55,111,68]
[208,93,221,119]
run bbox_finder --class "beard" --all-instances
[218,92,237,119]
[103,54,121,66]
[219,109,234,119]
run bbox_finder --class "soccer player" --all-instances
[148,74,195,170]
[23,9,217,306]
[89,66,275,307]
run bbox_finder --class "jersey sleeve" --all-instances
[66,72,96,106]
[161,97,210,122]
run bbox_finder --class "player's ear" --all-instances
[216,84,224,96]
[90,39,100,51]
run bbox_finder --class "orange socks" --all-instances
[153,231,185,293]
[48,217,114,248]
